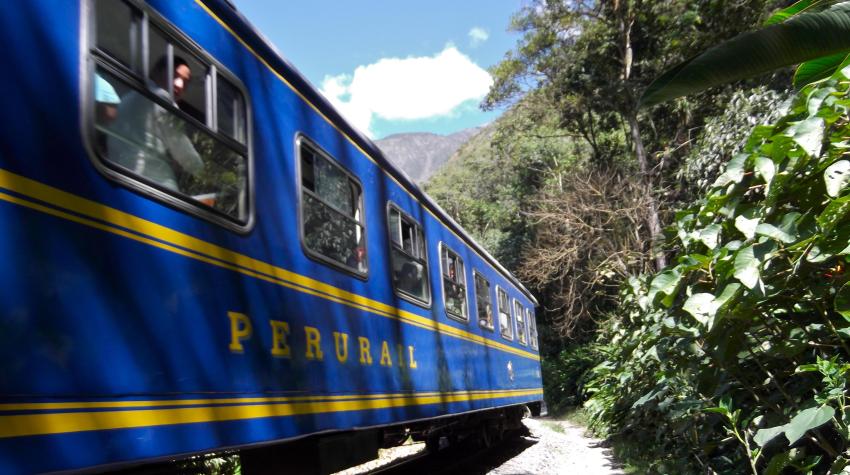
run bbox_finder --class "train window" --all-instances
[440,244,468,321]
[217,77,246,143]
[299,138,367,276]
[388,205,430,306]
[95,0,136,69]
[90,0,251,228]
[527,308,538,349]
[514,299,528,346]
[474,271,494,330]
[497,287,513,340]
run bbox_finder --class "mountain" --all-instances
[375,127,482,184]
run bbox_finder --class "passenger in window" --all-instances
[479,304,493,328]
[346,246,366,273]
[107,56,203,192]
[95,73,121,153]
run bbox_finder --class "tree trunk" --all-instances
[627,111,666,270]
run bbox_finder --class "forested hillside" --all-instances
[423,0,850,472]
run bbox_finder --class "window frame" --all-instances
[496,285,514,341]
[473,270,494,332]
[386,202,431,308]
[514,298,528,346]
[296,134,368,279]
[82,0,254,232]
[438,242,469,323]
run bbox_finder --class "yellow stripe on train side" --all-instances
[0,388,543,438]
[0,169,539,361]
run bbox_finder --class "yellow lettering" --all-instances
[380,341,392,367]
[228,312,253,353]
[333,332,349,363]
[304,326,324,360]
[269,320,291,358]
[397,344,405,367]
[358,337,373,365]
[408,345,418,369]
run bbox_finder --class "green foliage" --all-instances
[586,66,850,473]
[541,344,600,413]
[642,1,850,106]
[679,87,791,192]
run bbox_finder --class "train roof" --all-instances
[204,0,538,306]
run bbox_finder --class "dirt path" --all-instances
[486,418,624,475]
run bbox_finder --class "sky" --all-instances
[232,1,524,139]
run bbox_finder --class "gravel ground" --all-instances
[487,418,624,475]
[335,417,623,475]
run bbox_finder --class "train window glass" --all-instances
[515,299,528,346]
[95,0,136,69]
[388,206,430,305]
[217,76,245,143]
[91,1,251,226]
[474,272,493,330]
[300,141,367,275]
[441,244,467,321]
[528,308,538,349]
[497,287,513,340]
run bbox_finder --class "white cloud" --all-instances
[468,27,489,47]
[319,46,493,137]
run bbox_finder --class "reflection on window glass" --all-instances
[96,0,135,69]
[441,245,467,320]
[528,308,538,349]
[389,207,429,305]
[94,69,247,220]
[217,77,245,143]
[300,143,366,273]
[475,273,493,330]
[515,300,527,345]
[498,288,513,339]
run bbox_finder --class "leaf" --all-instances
[817,194,850,235]
[795,51,850,88]
[764,451,793,475]
[755,156,776,192]
[835,281,850,322]
[765,0,834,26]
[783,405,835,444]
[713,154,748,187]
[699,224,722,249]
[756,223,797,243]
[734,245,761,289]
[735,214,761,240]
[785,116,825,157]
[640,3,850,106]
[825,160,850,197]
[683,293,719,327]
[648,269,682,307]
[755,424,788,447]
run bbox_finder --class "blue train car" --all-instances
[0,1,543,473]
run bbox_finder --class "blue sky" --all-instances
[232,1,524,139]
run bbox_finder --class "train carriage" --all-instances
[0,1,543,473]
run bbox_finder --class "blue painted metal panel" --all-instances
[0,1,542,473]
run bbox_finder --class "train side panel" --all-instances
[0,1,542,473]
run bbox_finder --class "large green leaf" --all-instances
[755,424,788,447]
[785,116,825,157]
[648,269,683,307]
[640,3,850,107]
[825,159,850,197]
[682,293,718,327]
[765,0,836,26]
[794,51,850,87]
[733,245,761,289]
[784,405,835,444]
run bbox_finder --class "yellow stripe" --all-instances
[0,389,543,438]
[191,0,535,306]
[0,170,538,361]
[0,388,536,412]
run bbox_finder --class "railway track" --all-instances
[367,429,538,475]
